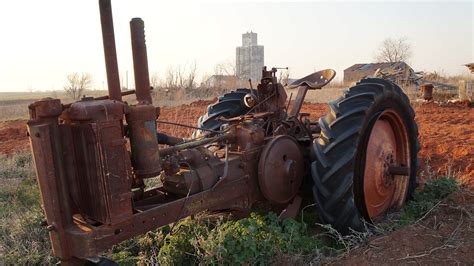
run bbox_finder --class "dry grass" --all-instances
[1,72,470,121]
[0,90,112,121]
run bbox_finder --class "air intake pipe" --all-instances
[126,18,161,178]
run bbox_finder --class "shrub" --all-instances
[400,176,460,225]
[107,213,323,265]
[192,213,321,265]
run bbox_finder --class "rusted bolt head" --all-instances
[46,223,56,231]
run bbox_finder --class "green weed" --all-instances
[399,176,460,225]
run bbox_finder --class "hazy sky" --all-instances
[0,0,472,92]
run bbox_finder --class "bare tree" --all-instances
[186,61,197,90]
[214,59,236,76]
[278,69,290,85]
[150,72,161,89]
[375,37,412,63]
[165,67,178,89]
[163,63,198,91]
[64,73,92,100]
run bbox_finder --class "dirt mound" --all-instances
[329,191,474,265]
[0,120,29,155]
[157,100,215,138]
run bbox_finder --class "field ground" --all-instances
[0,97,472,264]
[331,191,474,265]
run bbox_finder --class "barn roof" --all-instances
[345,62,409,72]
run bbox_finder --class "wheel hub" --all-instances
[258,135,304,204]
[381,152,395,187]
[363,110,411,220]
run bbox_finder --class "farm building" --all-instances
[344,62,415,85]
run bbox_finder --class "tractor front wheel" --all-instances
[311,78,419,233]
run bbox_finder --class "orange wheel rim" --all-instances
[363,109,410,220]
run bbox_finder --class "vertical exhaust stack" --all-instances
[99,0,122,101]
[126,17,161,178]
[130,18,153,104]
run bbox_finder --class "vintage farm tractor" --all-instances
[26,0,419,264]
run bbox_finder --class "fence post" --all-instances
[459,80,473,102]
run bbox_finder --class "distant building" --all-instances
[344,62,414,84]
[236,32,264,81]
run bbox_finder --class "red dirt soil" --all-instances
[329,191,474,265]
[0,100,472,189]
[0,120,30,155]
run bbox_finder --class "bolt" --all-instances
[46,223,56,231]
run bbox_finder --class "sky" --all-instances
[0,0,472,92]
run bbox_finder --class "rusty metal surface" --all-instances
[255,67,288,115]
[126,105,161,178]
[288,69,336,117]
[258,135,304,204]
[62,87,154,109]
[70,121,132,224]
[28,98,62,120]
[279,195,302,219]
[287,69,336,89]
[157,132,184,146]
[160,134,228,156]
[61,98,125,122]
[64,177,252,258]
[162,150,244,196]
[363,110,410,220]
[99,0,122,101]
[130,18,152,104]
[27,98,73,259]
[61,98,133,225]
[420,83,434,101]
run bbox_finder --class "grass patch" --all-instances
[0,153,56,265]
[0,153,34,179]
[398,176,460,225]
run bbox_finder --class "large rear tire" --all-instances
[311,78,419,233]
[193,88,255,137]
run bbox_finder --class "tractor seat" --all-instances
[288,69,336,89]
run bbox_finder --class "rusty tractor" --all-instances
[27,0,419,264]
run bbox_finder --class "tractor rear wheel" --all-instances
[311,78,419,233]
[193,88,256,137]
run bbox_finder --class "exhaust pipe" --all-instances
[130,18,153,104]
[126,17,161,178]
[98,0,122,101]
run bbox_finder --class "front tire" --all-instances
[311,78,419,233]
